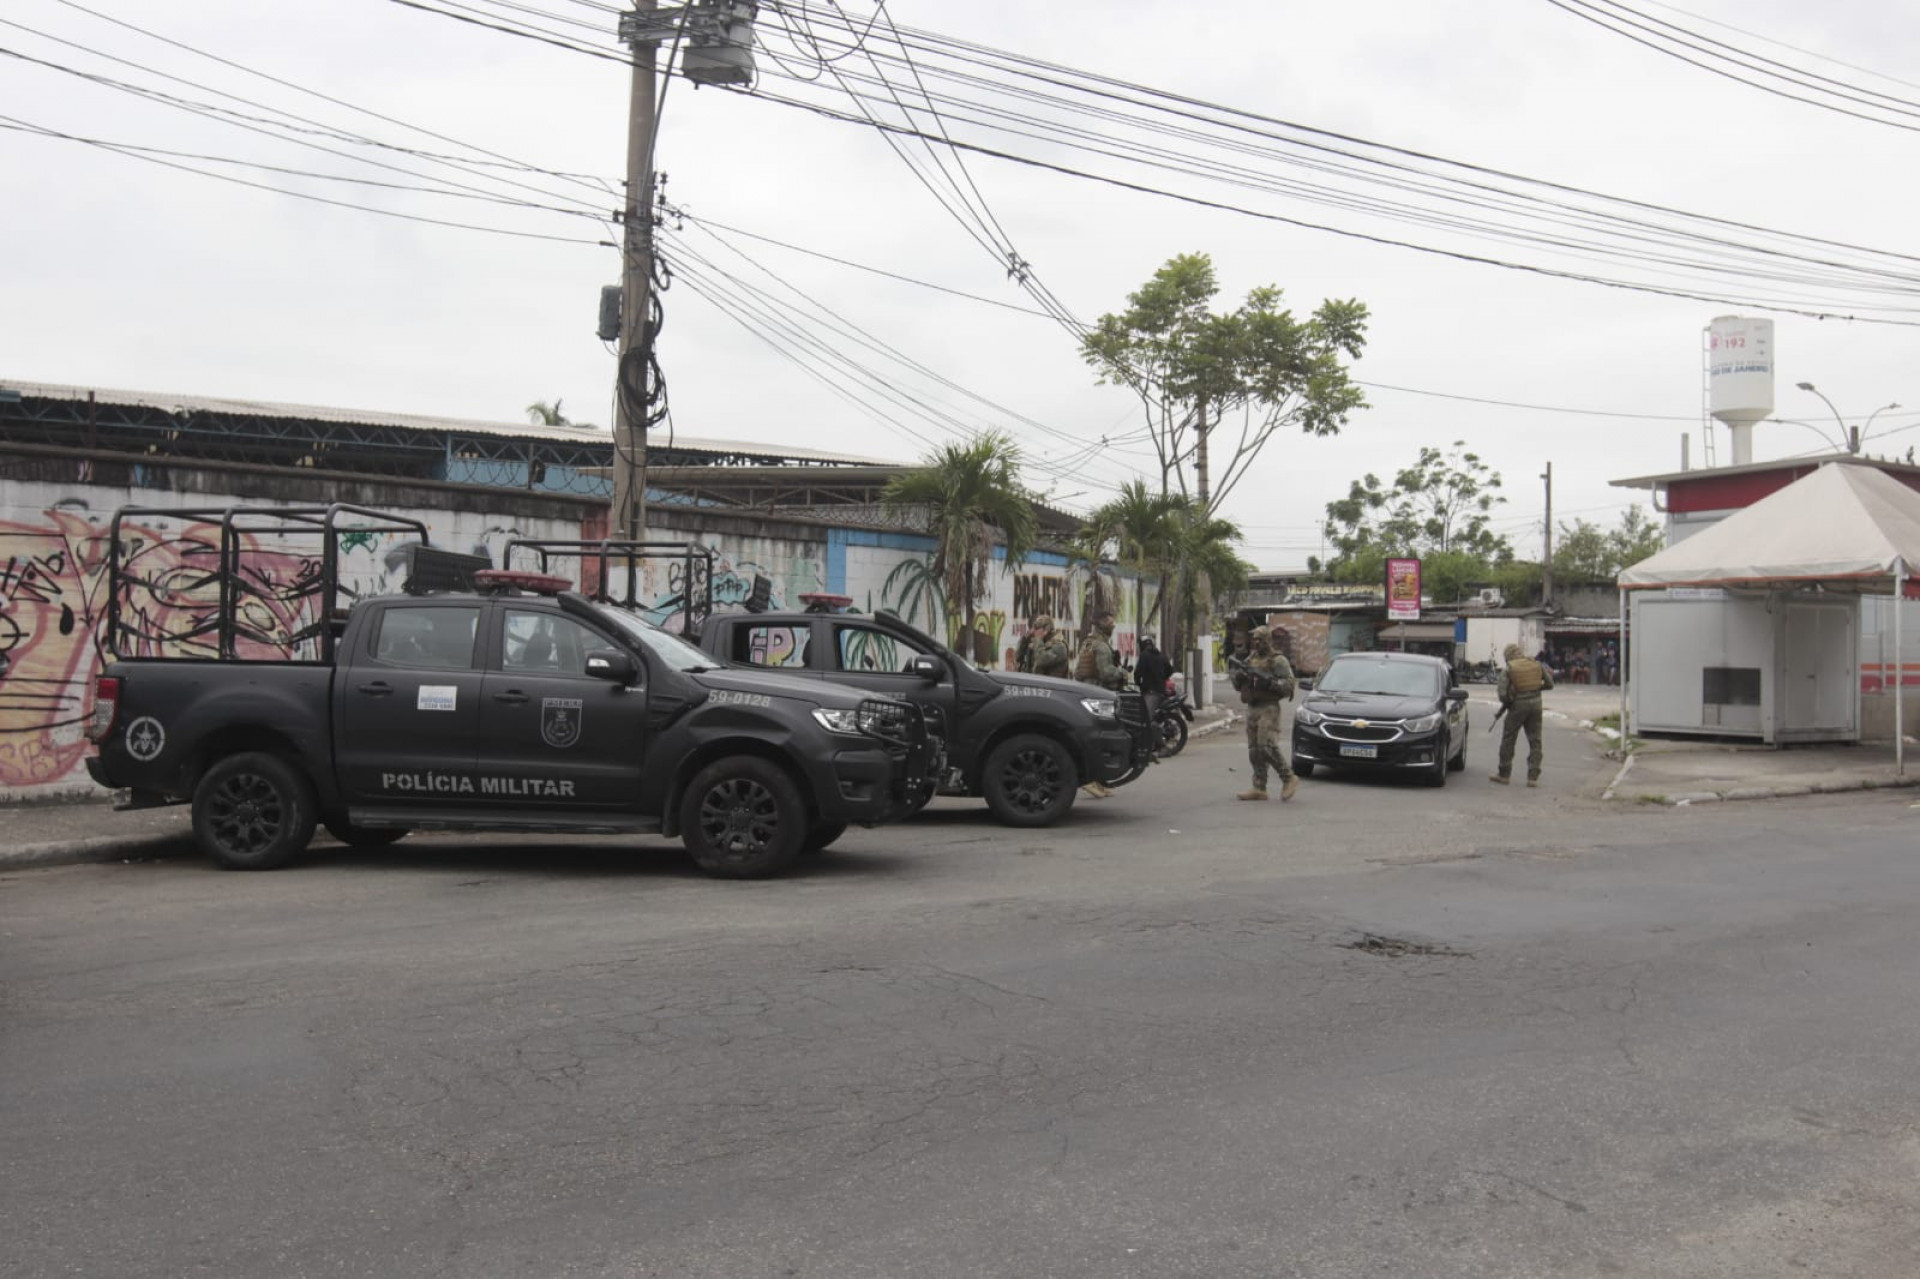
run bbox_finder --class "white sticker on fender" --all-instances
[125,716,166,761]
[417,685,458,711]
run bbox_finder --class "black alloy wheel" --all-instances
[680,757,805,878]
[191,751,317,870]
[1424,732,1450,787]
[981,734,1077,827]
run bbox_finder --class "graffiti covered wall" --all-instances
[3,473,1142,799]
[839,536,1155,670]
[0,477,597,799]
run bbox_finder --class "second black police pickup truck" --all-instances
[84,505,935,878]
[695,607,1155,826]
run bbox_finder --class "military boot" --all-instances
[1488,773,1510,785]
[1236,786,1269,801]
[1280,776,1299,802]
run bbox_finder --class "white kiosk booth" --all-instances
[1617,462,1920,773]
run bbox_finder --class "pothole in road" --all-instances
[1340,932,1472,958]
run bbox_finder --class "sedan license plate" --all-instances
[1338,744,1379,759]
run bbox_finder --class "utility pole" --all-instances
[612,1,659,540]
[1541,461,1554,609]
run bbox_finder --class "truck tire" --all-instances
[680,757,805,878]
[981,734,1077,827]
[192,751,318,871]
[322,819,410,848]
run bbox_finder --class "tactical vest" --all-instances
[1075,637,1104,682]
[1507,657,1546,696]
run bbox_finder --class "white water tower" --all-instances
[1707,316,1774,465]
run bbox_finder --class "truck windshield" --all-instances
[593,607,715,673]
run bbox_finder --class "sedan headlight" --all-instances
[812,708,863,735]
[1080,698,1117,720]
[1295,707,1324,726]
[1401,712,1444,734]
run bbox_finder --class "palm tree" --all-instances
[526,399,571,427]
[1083,480,1180,635]
[882,431,1039,664]
[1163,500,1253,657]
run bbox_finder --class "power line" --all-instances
[42,0,618,200]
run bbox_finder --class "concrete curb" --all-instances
[1641,775,1918,807]
[4,833,192,871]
[1189,710,1241,741]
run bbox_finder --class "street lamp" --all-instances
[1795,381,1856,454]
[1861,401,1903,451]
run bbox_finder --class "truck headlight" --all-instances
[1402,712,1443,734]
[812,708,863,735]
[1296,707,1324,726]
[1080,698,1117,720]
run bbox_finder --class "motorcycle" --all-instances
[1153,677,1194,758]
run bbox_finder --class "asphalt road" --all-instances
[6,715,1920,1278]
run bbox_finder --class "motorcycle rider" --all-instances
[1135,633,1173,722]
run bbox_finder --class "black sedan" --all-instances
[1291,651,1469,787]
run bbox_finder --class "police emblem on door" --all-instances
[541,697,583,748]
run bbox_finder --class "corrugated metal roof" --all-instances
[2,378,904,466]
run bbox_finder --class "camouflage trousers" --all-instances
[1497,695,1545,780]
[1244,701,1294,787]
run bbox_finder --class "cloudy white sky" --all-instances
[6,0,1919,569]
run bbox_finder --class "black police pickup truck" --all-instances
[694,607,1155,826]
[83,505,936,878]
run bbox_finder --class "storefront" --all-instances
[1544,619,1627,685]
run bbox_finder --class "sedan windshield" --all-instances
[593,606,715,673]
[1316,659,1441,698]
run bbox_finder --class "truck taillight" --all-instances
[86,676,121,743]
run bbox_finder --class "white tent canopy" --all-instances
[1618,461,1920,593]
[1614,460,1918,774]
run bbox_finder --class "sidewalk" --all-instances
[1534,685,1920,805]
[2,796,196,870]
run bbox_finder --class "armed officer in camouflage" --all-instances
[1017,613,1072,678]
[1073,608,1126,798]
[1491,641,1555,787]
[1229,625,1298,802]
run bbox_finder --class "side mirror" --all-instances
[907,654,942,683]
[1447,687,1469,703]
[584,648,638,684]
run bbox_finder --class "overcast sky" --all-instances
[6,0,1919,569]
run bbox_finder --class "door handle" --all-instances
[492,690,530,705]
[357,682,393,696]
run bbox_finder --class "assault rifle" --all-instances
[1228,654,1293,699]
[1487,701,1509,733]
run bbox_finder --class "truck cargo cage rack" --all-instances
[106,503,437,664]
[501,538,716,637]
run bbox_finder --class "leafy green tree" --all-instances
[1552,506,1666,582]
[1322,442,1514,606]
[1080,253,1368,512]
[1326,442,1510,567]
[1551,519,1613,582]
[1609,505,1665,569]
[882,431,1039,663]
[1490,559,1545,605]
